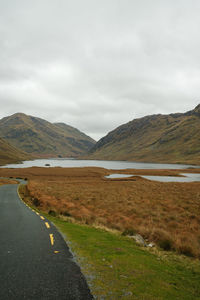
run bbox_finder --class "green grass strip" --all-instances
[45,215,200,299]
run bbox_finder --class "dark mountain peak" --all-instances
[184,103,200,116]
[11,112,30,121]
[0,112,28,126]
[10,112,26,117]
[1,113,49,130]
[194,103,200,112]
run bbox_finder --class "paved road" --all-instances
[0,183,93,299]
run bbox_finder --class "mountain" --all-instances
[88,104,200,165]
[0,113,95,157]
[0,137,31,165]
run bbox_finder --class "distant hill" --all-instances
[0,113,95,157]
[88,104,200,165]
[0,137,31,165]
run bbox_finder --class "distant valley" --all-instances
[88,104,200,165]
[0,105,199,166]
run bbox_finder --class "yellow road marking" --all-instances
[49,234,54,246]
[40,216,45,220]
[36,212,39,215]
[45,222,50,229]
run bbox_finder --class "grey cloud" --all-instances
[0,0,200,140]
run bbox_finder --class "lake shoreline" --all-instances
[1,158,200,170]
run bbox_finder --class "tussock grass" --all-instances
[11,166,200,259]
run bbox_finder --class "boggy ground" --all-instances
[0,166,200,258]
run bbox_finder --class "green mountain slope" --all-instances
[0,137,31,165]
[89,104,200,165]
[0,113,95,157]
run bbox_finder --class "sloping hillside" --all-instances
[0,113,95,157]
[54,122,94,152]
[89,104,200,165]
[0,137,31,165]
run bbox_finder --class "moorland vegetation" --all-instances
[1,166,200,259]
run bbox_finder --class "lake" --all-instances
[1,158,199,170]
[105,173,200,182]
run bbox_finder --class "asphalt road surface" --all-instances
[0,182,93,299]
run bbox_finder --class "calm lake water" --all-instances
[105,173,200,182]
[2,158,200,182]
[1,158,199,170]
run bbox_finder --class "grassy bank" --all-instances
[42,214,200,299]
[17,182,200,299]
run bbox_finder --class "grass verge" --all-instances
[43,213,200,299]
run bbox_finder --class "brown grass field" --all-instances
[0,178,18,185]
[0,166,200,258]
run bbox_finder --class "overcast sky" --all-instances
[0,0,200,140]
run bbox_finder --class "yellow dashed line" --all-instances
[45,222,50,229]
[49,234,54,246]
[17,186,55,251]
